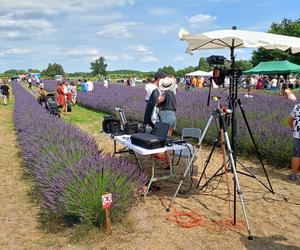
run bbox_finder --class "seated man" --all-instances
[37,85,47,104]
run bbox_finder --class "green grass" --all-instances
[62,104,105,133]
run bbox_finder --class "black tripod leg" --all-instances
[198,165,225,191]
[196,133,220,188]
[237,99,274,194]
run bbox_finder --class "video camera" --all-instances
[207,55,242,86]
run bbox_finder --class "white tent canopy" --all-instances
[185,70,213,77]
[179,28,300,54]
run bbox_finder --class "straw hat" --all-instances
[158,77,177,91]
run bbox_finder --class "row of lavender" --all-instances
[42,80,294,166]
[13,83,146,225]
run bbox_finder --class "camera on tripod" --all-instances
[207,55,242,86]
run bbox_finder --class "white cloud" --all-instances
[97,22,136,39]
[158,24,180,35]
[65,48,100,57]
[63,48,118,62]
[148,7,175,16]
[141,56,158,62]
[104,55,119,62]
[129,45,153,55]
[0,16,55,39]
[0,17,53,30]
[0,48,32,57]
[173,56,184,62]
[0,0,136,14]
[122,53,134,60]
[187,14,217,27]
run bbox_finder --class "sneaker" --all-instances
[288,173,299,181]
[154,154,165,161]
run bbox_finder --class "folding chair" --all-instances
[174,128,202,192]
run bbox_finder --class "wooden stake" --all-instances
[105,208,112,235]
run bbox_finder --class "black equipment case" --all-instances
[102,115,122,135]
[131,133,165,149]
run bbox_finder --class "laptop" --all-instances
[151,122,173,145]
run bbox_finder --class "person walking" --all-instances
[0,80,10,105]
[191,76,197,92]
[28,77,32,89]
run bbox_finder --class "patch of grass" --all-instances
[62,104,105,132]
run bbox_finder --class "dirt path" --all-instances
[0,100,70,249]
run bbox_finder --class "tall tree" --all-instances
[157,65,176,76]
[251,17,300,66]
[41,63,65,77]
[90,57,108,77]
[198,57,213,72]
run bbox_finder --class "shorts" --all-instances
[159,110,176,130]
[293,138,300,157]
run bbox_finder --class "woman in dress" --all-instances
[70,81,77,105]
[56,81,65,112]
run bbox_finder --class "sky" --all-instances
[0,0,299,73]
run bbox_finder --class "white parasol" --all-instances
[179,28,300,54]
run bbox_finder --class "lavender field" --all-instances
[42,80,295,166]
[13,83,146,225]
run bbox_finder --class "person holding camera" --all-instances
[288,103,300,180]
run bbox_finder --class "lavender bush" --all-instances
[13,83,146,225]
[42,80,295,166]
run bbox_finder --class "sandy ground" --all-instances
[82,124,300,250]
[1,101,300,249]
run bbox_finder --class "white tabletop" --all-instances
[114,135,187,155]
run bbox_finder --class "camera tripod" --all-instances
[167,97,253,239]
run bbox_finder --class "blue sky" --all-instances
[0,0,298,72]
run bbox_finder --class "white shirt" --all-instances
[271,79,277,87]
[103,79,108,88]
[145,83,157,101]
[87,81,94,91]
[250,77,257,86]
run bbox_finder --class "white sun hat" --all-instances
[158,77,177,91]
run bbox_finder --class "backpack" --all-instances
[102,115,122,135]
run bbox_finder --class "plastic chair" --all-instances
[174,128,202,192]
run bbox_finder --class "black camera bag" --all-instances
[131,133,165,149]
[124,122,139,135]
[102,115,122,135]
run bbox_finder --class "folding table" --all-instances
[113,135,187,197]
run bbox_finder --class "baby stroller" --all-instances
[38,93,60,117]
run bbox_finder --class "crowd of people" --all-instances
[123,77,138,87]
[183,76,205,91]
[240,75,298,101]
[55,81,77,114]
